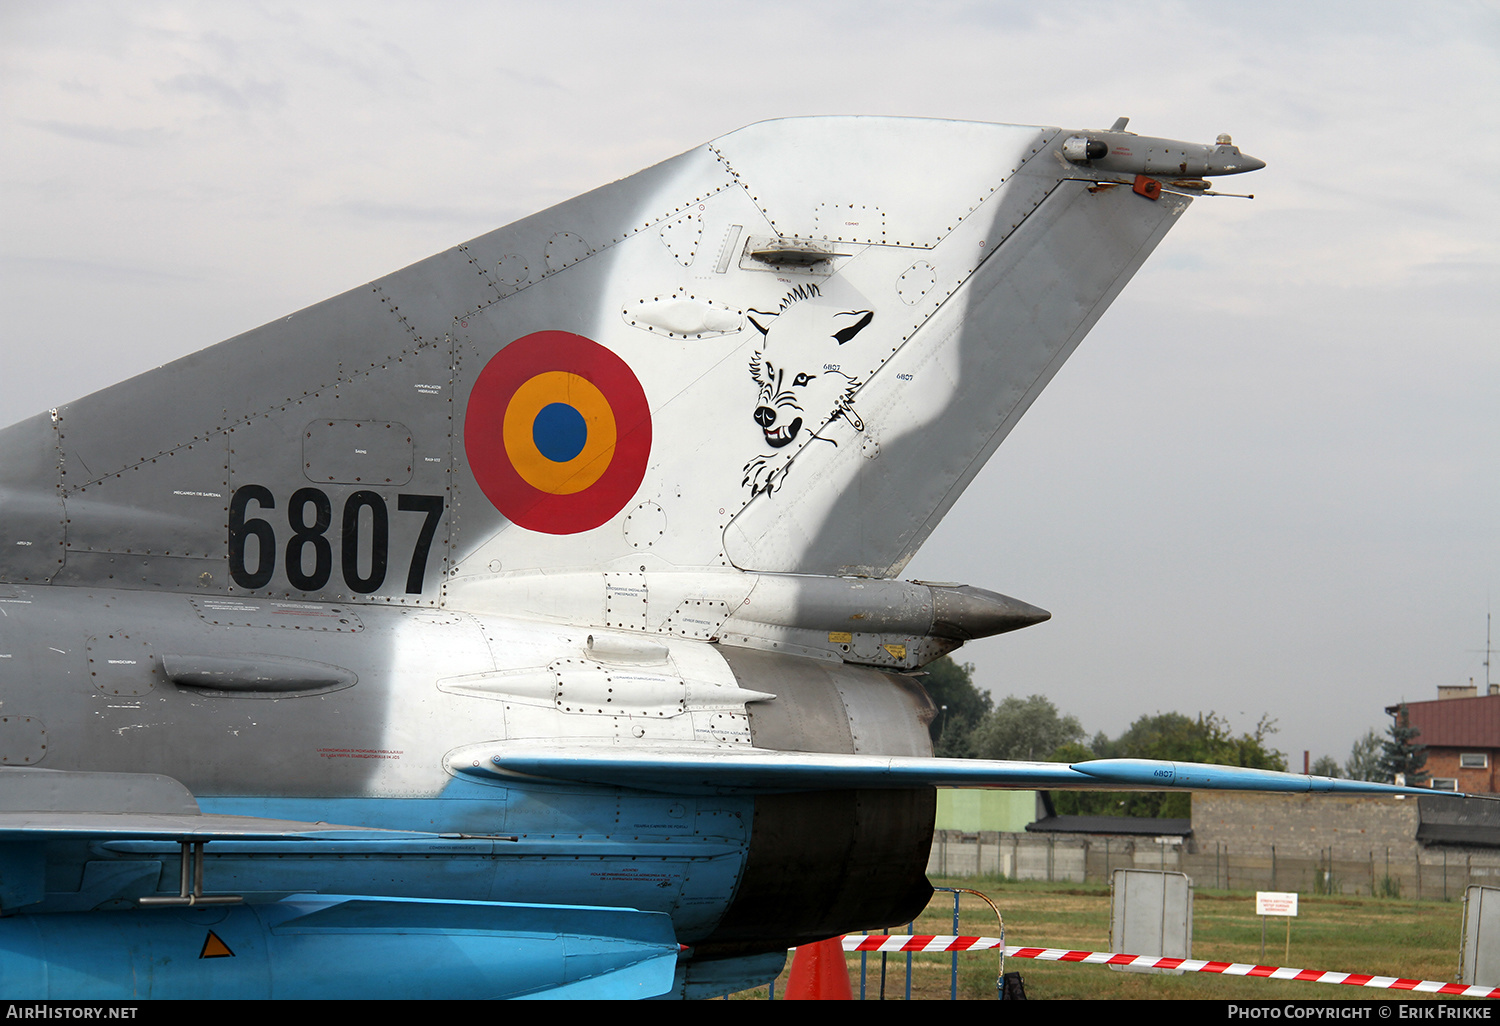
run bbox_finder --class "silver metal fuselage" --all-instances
[0,116,1272,994]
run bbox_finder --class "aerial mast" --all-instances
[1486,610,1494,692]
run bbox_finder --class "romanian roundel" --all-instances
[465,331,651,534]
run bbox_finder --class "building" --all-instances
[1388,686,1500,794]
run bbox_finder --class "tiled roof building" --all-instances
[1388,689,1500,794]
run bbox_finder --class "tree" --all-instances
[1310,755,1343,778]
[1101,711,1286,769]
[1052,712,1286,819]
[1344,728,1384,781]
[968,694,1084,762]
[918,657,992,757]
[1379,703,1428,786]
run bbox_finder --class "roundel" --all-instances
[465,331,651,534]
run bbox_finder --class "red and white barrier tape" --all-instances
[841,935,1499,998]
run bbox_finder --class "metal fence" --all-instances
[928,830,1500,900]
[765,887,1010,1001]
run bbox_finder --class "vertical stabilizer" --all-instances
[0,117,1213,602]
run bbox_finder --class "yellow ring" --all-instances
[502,371,617,495]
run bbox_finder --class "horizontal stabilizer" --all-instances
[470,744,1452,799]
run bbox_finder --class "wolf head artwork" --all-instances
[742,284,875,496]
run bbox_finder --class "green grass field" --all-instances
[733,877,1474,1000]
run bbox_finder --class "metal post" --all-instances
[178,840,191,899]
[880,928,888,1000]
[951,891,960,1000]
[933,887,1004,1001]
[138,840,241,908]
[906,919,913,1001]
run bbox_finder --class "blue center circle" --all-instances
[532,402,588,463]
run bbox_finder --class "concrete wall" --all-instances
[926,793,1500,901]
[927,830,1178,883]
[926,827,1500,899]
[1192,792,1420,859]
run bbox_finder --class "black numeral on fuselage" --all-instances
[285,487,333,591]
[341,490,388,594]
[229,485,443,595]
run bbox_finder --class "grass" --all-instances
[732,876,1471,1000]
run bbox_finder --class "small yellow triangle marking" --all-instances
[200,930,234,959]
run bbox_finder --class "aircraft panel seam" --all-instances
[454,242,509,304]
[370,284,426,347]
[706,129,1061,250]
[448,178,738,324]
[871,179,1065,385]
[726,178,1066,539]
[903,185,1193,563]
[37,414,66,584]
[57,333,454,491]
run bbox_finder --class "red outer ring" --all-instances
[464,331,652,534]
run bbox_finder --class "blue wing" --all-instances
[467,743,1459,798]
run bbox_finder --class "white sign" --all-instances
[1256,891,1298,917]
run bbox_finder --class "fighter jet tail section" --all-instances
[717,138,1192,577]
[0,117,1358,1004]
[0,117,1258,607]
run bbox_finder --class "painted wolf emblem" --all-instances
[742,283,875,495]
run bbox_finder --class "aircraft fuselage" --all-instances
[0,582,936,955]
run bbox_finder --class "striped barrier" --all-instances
[841,935,1499,998]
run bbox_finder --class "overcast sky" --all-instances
[3,1,1496,768]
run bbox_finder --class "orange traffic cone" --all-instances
[784,937,853,1000]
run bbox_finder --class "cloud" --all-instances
[23,119,173,148]
[0,255,204,285]
[157,72,285,112]
[326,199,503,227]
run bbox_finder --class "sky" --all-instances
[2,0,1497,768]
